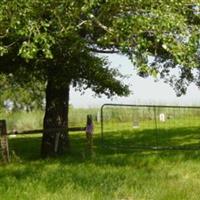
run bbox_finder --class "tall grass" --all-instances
[0,110,44,131]
[68,107,99,127]
[103,106,200,123]
[1,105,200,132]
[0,108,100,131]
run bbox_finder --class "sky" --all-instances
[69,54,200,108]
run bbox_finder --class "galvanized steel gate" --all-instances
[100,104,200,150]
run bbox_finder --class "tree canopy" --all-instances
[0,0,131,97]
[1,0,200,93]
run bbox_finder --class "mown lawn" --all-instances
[1,124,200,200]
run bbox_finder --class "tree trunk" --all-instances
[41,79,70,157]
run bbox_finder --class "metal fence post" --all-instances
[100,105,104,144]
[0,120,10,163]
[153,106,159,149]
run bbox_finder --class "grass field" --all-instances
[1,107,200,200]
[1,123,200,200]
[102,115,200,149]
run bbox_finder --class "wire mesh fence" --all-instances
[100,104,200,150]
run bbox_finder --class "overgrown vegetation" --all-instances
[1,105,200,131]
[0,108,99,131]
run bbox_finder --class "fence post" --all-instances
[86,115,94,151]
[100,105,104,144]
[153,106,158,149]
[0,120,10,163]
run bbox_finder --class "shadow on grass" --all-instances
[101,126,200,149]
[2,127,200,197]
[7,126,200,163]
[8,135,41,161]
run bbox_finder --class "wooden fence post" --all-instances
[0,120,10,163]
[86,115,94,151]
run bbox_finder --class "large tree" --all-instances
[0,0,200,156]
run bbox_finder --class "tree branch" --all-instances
[88,47,119,54]
[89,14,113,34]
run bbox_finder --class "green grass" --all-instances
[102,116,200,149]
[1,123,200,200]
[1,108,200,199]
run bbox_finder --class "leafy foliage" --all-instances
[0,74,45,111]
[0,1,200,112]
[0,0,131,99]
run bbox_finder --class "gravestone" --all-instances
[133,120,139,128]
[0,120,10,163]
[159,113,165,122]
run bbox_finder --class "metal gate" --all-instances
[100,104,200,150]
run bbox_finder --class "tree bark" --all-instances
[41,79,70,157]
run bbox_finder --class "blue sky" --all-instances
[70,54,200,108]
